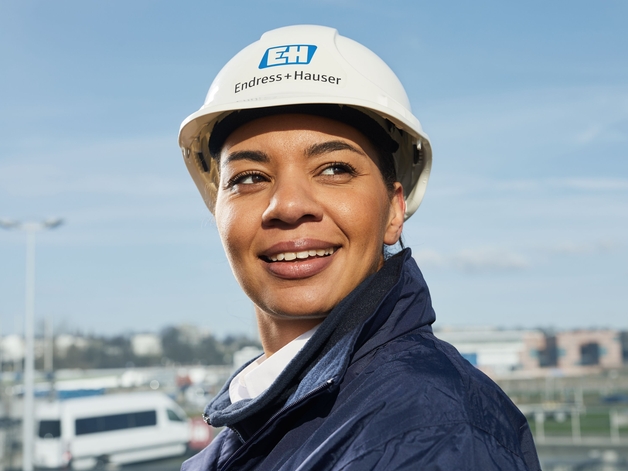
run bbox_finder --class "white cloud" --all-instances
[429,176,628,198]
[415,247,530,273]
[546,240,621,255]
[576,124,604,144]
[413,249,444,267]
[550,177,628,191]
[413,238,622,274]
[452,249,529,272]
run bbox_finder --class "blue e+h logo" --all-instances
[259,44,317,69]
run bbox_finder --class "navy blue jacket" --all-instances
[182,250,541,471]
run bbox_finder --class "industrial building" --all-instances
[435,327,627,378]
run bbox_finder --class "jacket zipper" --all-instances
[219,378,335,471]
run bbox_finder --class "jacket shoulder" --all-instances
[348,330,536,466]
[181,428,240,471]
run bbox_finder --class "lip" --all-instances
[259,239,340,280]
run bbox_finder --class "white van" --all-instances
[34,392,190,469]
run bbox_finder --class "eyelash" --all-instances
[225,171,268,189]
[225,161,358,189]
[321,161,358,176]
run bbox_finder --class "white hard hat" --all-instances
[179,25,432,219]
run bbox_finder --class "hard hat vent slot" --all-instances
[196,152,209,172]
[413,144,423,166]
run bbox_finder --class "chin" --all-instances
[267,309,330,321]
[242,272,338,315]
[256,291,340,320]
[262,300,333,319]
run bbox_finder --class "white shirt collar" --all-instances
[229,324,320,403]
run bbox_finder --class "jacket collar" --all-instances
[204,249,436,429]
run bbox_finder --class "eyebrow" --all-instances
[223,150,270,165]
[305,140,367,158]
[222,140,366,165]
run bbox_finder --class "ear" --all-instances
[383,182,405,246]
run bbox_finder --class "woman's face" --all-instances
[214,114,404,320]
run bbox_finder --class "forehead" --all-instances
[221,114,378,156]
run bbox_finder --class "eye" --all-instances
[319,162,357,176]
[226,171,269,189]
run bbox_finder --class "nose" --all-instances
[261,173,323,227]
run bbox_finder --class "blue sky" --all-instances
[0,0,626,337]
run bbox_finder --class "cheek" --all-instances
[214,198,250,265]
[332,188,391,246]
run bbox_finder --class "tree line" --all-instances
[33,326,260,370]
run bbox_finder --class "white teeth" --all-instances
[268,247,336,262]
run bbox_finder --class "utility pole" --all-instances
[0,218,63,471]
[44,316,53,374]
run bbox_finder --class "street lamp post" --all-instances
[0,218,63,471]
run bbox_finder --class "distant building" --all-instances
[436,327,626,378]
[55,334,89,355]
[177,324,212,346]
[554,330,623,371]
[622,332,628,363]
[435,327,542,377]
[131,333,163,357]
[1,334,25,362]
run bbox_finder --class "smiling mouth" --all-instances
[264,247,337,262]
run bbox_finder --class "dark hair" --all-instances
[373,148,397,196]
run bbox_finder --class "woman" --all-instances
[178,25,540,471]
